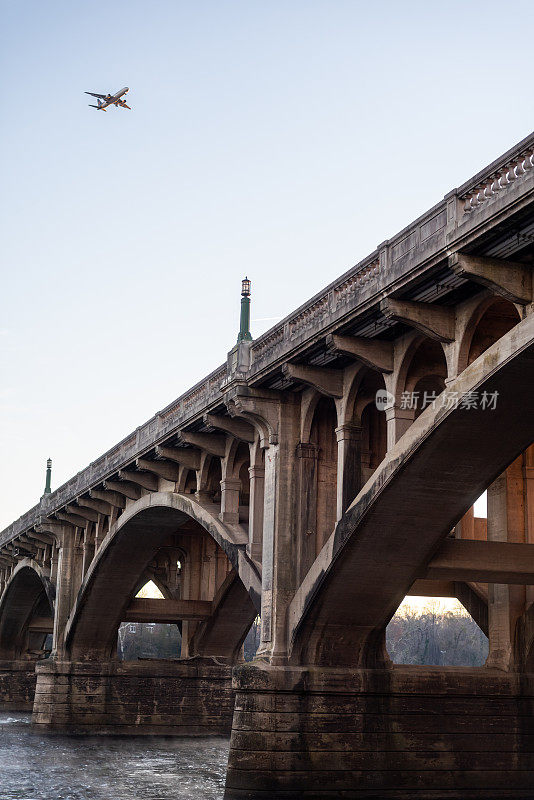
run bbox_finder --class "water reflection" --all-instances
[0,714,229,800]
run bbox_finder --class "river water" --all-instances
[0,713,229,800]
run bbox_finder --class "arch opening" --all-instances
[350,369,387,486]
[386,595,488,667]
[467,297,521,365]
[117,579,182,661]
[0,566,54,661]
[67,498,258,664]
[399,338,448,418]
[206,458,222,504]
[360,400,387,482]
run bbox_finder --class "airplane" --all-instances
[85,86,131,111]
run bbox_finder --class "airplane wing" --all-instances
[85,92,107,99]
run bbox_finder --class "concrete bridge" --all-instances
[2,130,534,798]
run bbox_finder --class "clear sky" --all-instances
[1,0,531,530]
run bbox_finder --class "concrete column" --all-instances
[525,446,534,606]
[247,464,265,561]
[335,423,362,520]
[195,452,216,505]
[52,527,77,657]
[81,528,94,578]
[219,478,241,525]
[73,533,84,597]
[486,459,526,670]
[50,543,58,585]
[456,505,474,539]
[94,512,110,554]
[258,444,279,656]
[295,442,319,582]
[385,405,415,451]
[195,489,213,504]
[258,399,300,665]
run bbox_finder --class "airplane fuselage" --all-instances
[99,87,129,110]
[86,87,130,111]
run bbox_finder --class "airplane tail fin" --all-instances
[88,104,106,111]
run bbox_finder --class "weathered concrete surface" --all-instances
[0,660,38,710]
[33,657,234,735]
[224,662,534,799]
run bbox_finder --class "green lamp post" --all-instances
[237,277,252,343]
[43,458,52,495]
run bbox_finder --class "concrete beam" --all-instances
[90,488,127,509]
[380,298,455,342]
[27,616,54,634]
[282,363,344,398]
[225,385,283,447]
[449,253,533,305]
[36,518,74,535]
[155,445,201,470]
[117,470,158,492]
[135,457,179,482]
[178,431,227,458]
[77,496,113,516]
[123,598,212,623]
[13,540,36,557]
[203,413,255,443]
[19,534,42,547]
[65,504,99,523]
[326,334,394,373]
[103,479,142,501]
[55,511,88,528]
[423,539,534,584]
[25,531,54,545]
[408,579,456,597]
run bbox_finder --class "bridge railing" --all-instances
[458,134,534,215]
[248,131,534,376]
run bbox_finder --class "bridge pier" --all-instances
[32,656,234,735]
[0,659,38,711]
[224,662,534,799]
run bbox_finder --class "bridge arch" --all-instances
[394,333,448,398]
[288,313,534,667]
[64,492,260,660]
[394,334,448,413]
[457,293,522,374]
[0,559,54,659]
